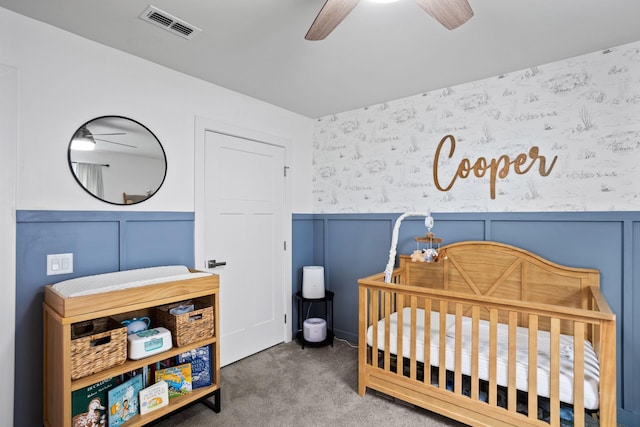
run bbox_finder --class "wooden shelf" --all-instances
[71,336,218,391]
[43,273,220,427]
[117,386,219,427]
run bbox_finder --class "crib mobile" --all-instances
[412,222,444,263]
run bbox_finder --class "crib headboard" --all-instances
[399,241,600,310]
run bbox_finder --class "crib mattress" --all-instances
[366,307,600,409]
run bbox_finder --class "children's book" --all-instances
[154,363,192,398]
[139,380,169,415]
[72,377,118,427]
[150,357,173,382]
[176,345,212,389]
[140,365,151,388]
[107,375,144,426]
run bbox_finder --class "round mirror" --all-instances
[68,116,167,205]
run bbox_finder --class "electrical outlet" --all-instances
[47,253,73,275]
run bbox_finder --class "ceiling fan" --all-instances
[305,0,474,41]
[71,125,136,151]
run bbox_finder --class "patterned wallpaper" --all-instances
[313,41,640,213]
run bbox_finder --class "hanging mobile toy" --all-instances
[414,214,442,263]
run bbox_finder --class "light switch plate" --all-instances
[47,253,73,275]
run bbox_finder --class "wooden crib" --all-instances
[358,241,616,427]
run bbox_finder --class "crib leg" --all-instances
[358,382,366,396]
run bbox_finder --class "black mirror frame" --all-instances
[67,115,167,206]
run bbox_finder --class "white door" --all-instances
[204,131,286,366]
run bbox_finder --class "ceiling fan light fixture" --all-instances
[71,138,95,151]
[71,127,96,151]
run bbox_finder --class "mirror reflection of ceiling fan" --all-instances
[71,125,136,151]
[305,0,474,41]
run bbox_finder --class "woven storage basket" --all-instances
[155,300,214,347]
[70,317,127,380]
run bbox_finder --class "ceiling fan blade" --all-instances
[94,137,136,148]
[305,0,360,41]
[92,132,126,136]
[415,0,474,30]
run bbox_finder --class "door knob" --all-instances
[207,259,227,269]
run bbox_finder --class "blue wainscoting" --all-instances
[15,210,195,427]
[292,211,640,426]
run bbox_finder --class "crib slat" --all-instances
[439,299,447,390]
[507,310,517,412]
[371,290,379,369]
[384,292,391,372]
[424,298,431,382]
[409,297,418,380]
[396,294,404,373]
[488,308,498,406]
[453,303,462,395]
[550,317,560,427]
[471,305,480,401]
[573,322,585,427]
[528,314,539,420]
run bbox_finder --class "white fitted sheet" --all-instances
[51,265,212,298]
[366,307,600,409]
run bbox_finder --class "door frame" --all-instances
[194,116,293,344]
[0,64,17,427]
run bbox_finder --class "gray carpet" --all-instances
[153,339,465,426]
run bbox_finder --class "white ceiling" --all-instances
[3,0,640,118]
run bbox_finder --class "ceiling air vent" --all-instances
[139,6,201,40]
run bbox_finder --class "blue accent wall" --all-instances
[292,211,639,426]
[15,210,195,427]
[16,210,639,425]
[291,216,327,328]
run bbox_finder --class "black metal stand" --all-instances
[201,388,221,413]
[296,290,334,349]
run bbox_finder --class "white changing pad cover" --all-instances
[51,265,212,298]
[367,307,600,409]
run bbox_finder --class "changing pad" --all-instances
[51,265,212,298]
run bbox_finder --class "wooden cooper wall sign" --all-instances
[433,134,558,199]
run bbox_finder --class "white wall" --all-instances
[0,7,314,427]
[0,63,17,427]
[0,7,314,213]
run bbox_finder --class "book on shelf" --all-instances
[128,365,152,388]
[176,345,212,389]
[72,377,118,427]
[140,365,152,388]
[154,363,192,398]
[139,380,169,415]
[149,357,173,383]
[107,374,144,426]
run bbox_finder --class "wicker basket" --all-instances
[155,300,214,347]
[70,317,127,380]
